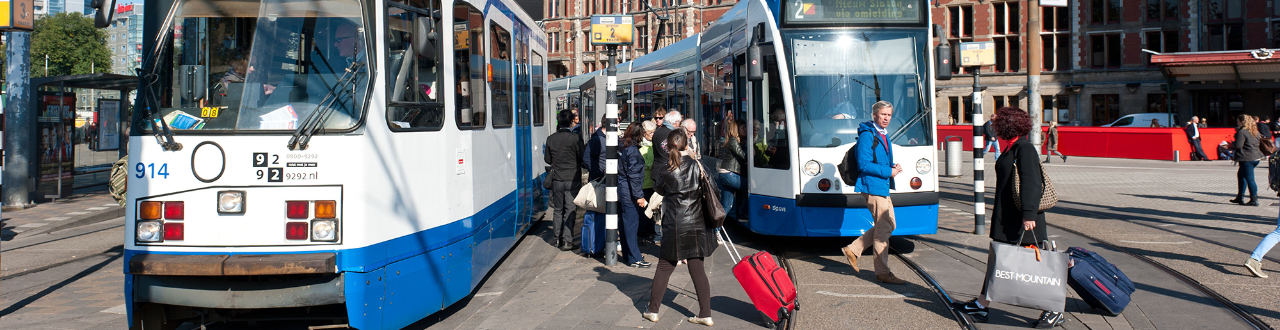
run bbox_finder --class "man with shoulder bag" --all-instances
[546,110,586,251]
[839,101,908,285]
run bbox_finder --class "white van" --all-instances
[1102,113,1177,127]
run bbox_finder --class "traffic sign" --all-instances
[590,15,633,45]
[959,41,995,67]
[0,0,34,31]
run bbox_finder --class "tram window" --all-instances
[532,52,545,126]
[454,4,485,130]
[752,55,788,170]
[386,0,445,131]
[490,23,514,128]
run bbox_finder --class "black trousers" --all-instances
[1189,137,1208,160]
[549,180,578,245]
[639,188,656,238]
[648,258,711,318]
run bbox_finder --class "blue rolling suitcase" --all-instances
[1066,247,1135,316]
[580,211,606,255]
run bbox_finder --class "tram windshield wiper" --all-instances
[287,60,366,150]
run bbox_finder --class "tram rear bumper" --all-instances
[129,253,337,276]
[134,273,345,309]
[795,191,940,208]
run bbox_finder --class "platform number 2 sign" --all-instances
[253,152,283,182]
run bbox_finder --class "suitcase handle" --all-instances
[718,227,743,262]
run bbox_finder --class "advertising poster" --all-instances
[96,99,121,150]
[37,92,75,199]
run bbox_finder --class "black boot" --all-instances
[1246,198,1259,206]
[1230,197,1244,204]
[1061,155,1067,162]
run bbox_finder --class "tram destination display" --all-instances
[785,0,923,24]
[590,15,633,45]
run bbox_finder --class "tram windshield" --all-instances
[785,29,932,147]
[134,0,372,132]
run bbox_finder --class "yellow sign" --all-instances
[959,41,995,67]
[590,15,633,45]
[453,23,470,50]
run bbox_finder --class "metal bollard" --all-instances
[944,136,963,177]
[1174,150,1180,163]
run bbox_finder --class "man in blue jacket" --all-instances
[840,101,907,285]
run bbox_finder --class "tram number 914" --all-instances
[135,163,170,179]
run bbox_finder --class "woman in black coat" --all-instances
[643,128,716,327]
[954,107,1062,328]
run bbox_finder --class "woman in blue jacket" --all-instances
[619,124,652,268]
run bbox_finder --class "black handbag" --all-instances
[692,158,727,228]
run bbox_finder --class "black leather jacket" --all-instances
[656,155,717,261]
[718,138,746,174]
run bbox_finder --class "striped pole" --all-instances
[971,70,985,235]
[604,45,620,266]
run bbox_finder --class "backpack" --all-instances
[837,131,880,186]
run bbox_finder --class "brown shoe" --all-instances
[841,246,860,272]
[876,273,907,285]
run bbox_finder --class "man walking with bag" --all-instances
[546,110,585,251]
[840,101,908,285]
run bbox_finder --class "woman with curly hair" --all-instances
[954,107,1063,328]
[1231,114,1263,206]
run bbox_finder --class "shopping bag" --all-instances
[984,240,1069,312]
[573,179,605,213]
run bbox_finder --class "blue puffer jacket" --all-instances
[853,121,895,196]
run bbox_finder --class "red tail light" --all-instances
[164,202,184,220]
[818,179,832,191]
[286,201,309,219]
[286,222,308,240]
[163,222,184,240]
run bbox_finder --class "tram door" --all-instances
[744,51,799,231]
[515,31,533,232]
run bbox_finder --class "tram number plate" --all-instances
[253,152,279,167]
[267,168,283,182]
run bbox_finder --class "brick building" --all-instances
[541,0,736,79]
[933,0,1280,127]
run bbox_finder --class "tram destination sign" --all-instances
[959,41,996,67]
[590,15,634,45]
[785,0,923,25]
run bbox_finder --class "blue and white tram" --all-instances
[124,0,548,328]
[567,0,944,237]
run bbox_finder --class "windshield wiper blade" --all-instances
[287,61,365,150]
[136,1,184,151]
[889,72,931,142]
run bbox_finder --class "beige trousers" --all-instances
[846,193,896,275]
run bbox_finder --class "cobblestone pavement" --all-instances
[937,154,1280,328]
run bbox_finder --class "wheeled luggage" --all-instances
[1066,247,1135,316]
[718,228,797,329]
[580,211,606,255]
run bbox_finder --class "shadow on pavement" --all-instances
[0,252,122,318]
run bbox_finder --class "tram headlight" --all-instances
[803,160,822,176]
[218,190,245,214]
[311,219,339,242]
[916,158,932,175]
[137,221,162,242]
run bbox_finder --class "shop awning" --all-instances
[1149,48,1280,83]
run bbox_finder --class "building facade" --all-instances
[933,0,1280,127]
[541,0,737,79]
[106,3,144,76]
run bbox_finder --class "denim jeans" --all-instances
[985,139,1001,158]
[1252,207,1280,261]
[1238,160,1259,199]
[717,171,742,218]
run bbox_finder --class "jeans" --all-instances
[717,171,742,218]
[1238,160,1259,200]
[985,139,1001,158]
[1251,207,1280,261]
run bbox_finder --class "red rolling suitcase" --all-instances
[718,228,798,329]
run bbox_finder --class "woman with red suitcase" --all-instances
[643,129,717,326]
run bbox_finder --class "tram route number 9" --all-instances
[135,162,170,179]
[252,152,284,182]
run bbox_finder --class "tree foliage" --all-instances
[31,12,112,78]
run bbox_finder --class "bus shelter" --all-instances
[573,69,678,139]
[5,73,136,204]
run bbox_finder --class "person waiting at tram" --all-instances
[545,110,586,251]
[639,121,660,244]
[954,106,1065,328]
[717,119,747,220]
[643,129,715,327]
[682,119,700,159]
[619,124,653,268]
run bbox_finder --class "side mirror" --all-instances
[91,0,116,29]
[413,17,438,61]
[746,23,764,82]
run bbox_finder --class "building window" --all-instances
[948,96,973,124]
[1042,95,1069,123]
[1145,30,1179,65]
[1091,0,1122,24]
[1092,94,1120,126]
[992,95,1018,110]
[1274,3,1280,48]
[1147,0,1177,21]
[1206,23,1244,50]
[948,5,974,74]
[1147,93,1178,116]
[1091,34,1121,68]
[1042,7,1071,72]
[993,2,1020,73]
[1206,0,1245,50]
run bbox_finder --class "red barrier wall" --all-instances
[936,125,1238,161]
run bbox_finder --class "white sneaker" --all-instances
[688,316,714,326]
[642,312,659,322]
[1245,258,1269,278]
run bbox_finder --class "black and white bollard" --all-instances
[971,71,985,235]
[604,45,620,266]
